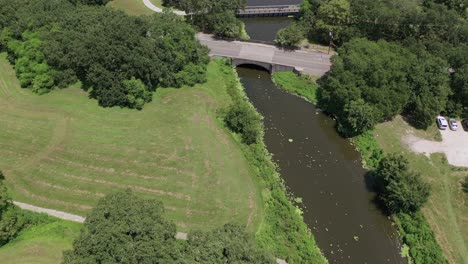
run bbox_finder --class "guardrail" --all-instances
[237,5,300,17]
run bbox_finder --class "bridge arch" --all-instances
[232,58,272,73]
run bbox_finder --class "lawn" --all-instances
[0,53,263,233]
[0,220,81,264]
[107,0,160,16]
[272,72,319,104]
[374,116,468,264]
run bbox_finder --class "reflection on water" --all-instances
[241,17,293,43]
[236,66,406,264]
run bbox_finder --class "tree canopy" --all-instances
[0,0,209,109]
[163,0,248,39]
[374,154,431,214]
[64,190,275,263]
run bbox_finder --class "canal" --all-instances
[236,1,407,263]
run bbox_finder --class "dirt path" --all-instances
[404,128,468,167]
[142,0,186,15]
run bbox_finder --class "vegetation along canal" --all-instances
[237,2,407,262]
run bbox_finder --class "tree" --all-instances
[169,0,248,39]
[275,23,304,47]
[314,0,351,43]
[122,77,152,110]
[63,190,179,263]
[185,223,275,263]
[319,38,414,136]
[374,154,431,213]
[405,48,450,129]
[225,103,262,145]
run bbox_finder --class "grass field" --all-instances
[0,220,81,264]
[272,72,319,104]
[374,116,468,264]
[0,53,263,232]
[107,0,161,16]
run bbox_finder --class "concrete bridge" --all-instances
[237,5,301,17]
[196,33,332,76]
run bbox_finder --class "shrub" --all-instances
[374,154,431,213]
[396,211,448,264]
[225,103,262,145]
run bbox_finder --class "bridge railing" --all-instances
[237,4,300,17]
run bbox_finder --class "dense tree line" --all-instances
[277,0,467,136]
[163,0,249,39]
[319,38,451,136]
[64,190,275,263]
[0,0,209,109]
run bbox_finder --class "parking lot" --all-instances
[404,126,468,167]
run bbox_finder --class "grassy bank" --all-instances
[0,214,81,264]
[372,117,467,264]
[0,53,262,232]
[272,72,319,104]
[224,62,326,263]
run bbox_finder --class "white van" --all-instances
[437,116,448,130]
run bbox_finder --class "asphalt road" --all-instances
[196,33,331,76]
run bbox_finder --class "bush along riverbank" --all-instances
[218,60,327,264]
[352,132,448,264]
[273,72,448,264]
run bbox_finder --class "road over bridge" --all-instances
[196,34,332,76]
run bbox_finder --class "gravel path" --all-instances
[13,201,189,240]
[404,128,468,167]
[142,0,186,15]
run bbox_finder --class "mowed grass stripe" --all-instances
[0,53,262,232]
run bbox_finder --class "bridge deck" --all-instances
[196,33,331,76]
[237,5,300,17]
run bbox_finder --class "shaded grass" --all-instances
[107,0,158,16]
[272,72,319,104]
[373,117,467,264]
[0,53,262,233]
[0,220,81,264]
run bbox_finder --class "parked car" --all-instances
[437,116,448,130]
[462,119,468,132]
[448,119,458,131]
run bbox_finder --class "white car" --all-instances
[449,119,458,131]
[437,116,448,130]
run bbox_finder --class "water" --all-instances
[241,17,293,43]
[237,67,405,263]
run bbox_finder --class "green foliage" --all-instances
[121,77,152,110]
[3,31,55,94]
[185,223,275,263]
[0,0,209,108]
[275,23,304,47]
[63,190,179,263]
[405,47,450,129]
[0,172,54,247]
[225,102,262,145]
[463,176,468,194]
[352,131,384,169]
[70,0,111,5]
[319,38,414,136]
[374,154,431,214]
[396,211,448,264]
[272,72,318,104]
[166,0,248,39]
